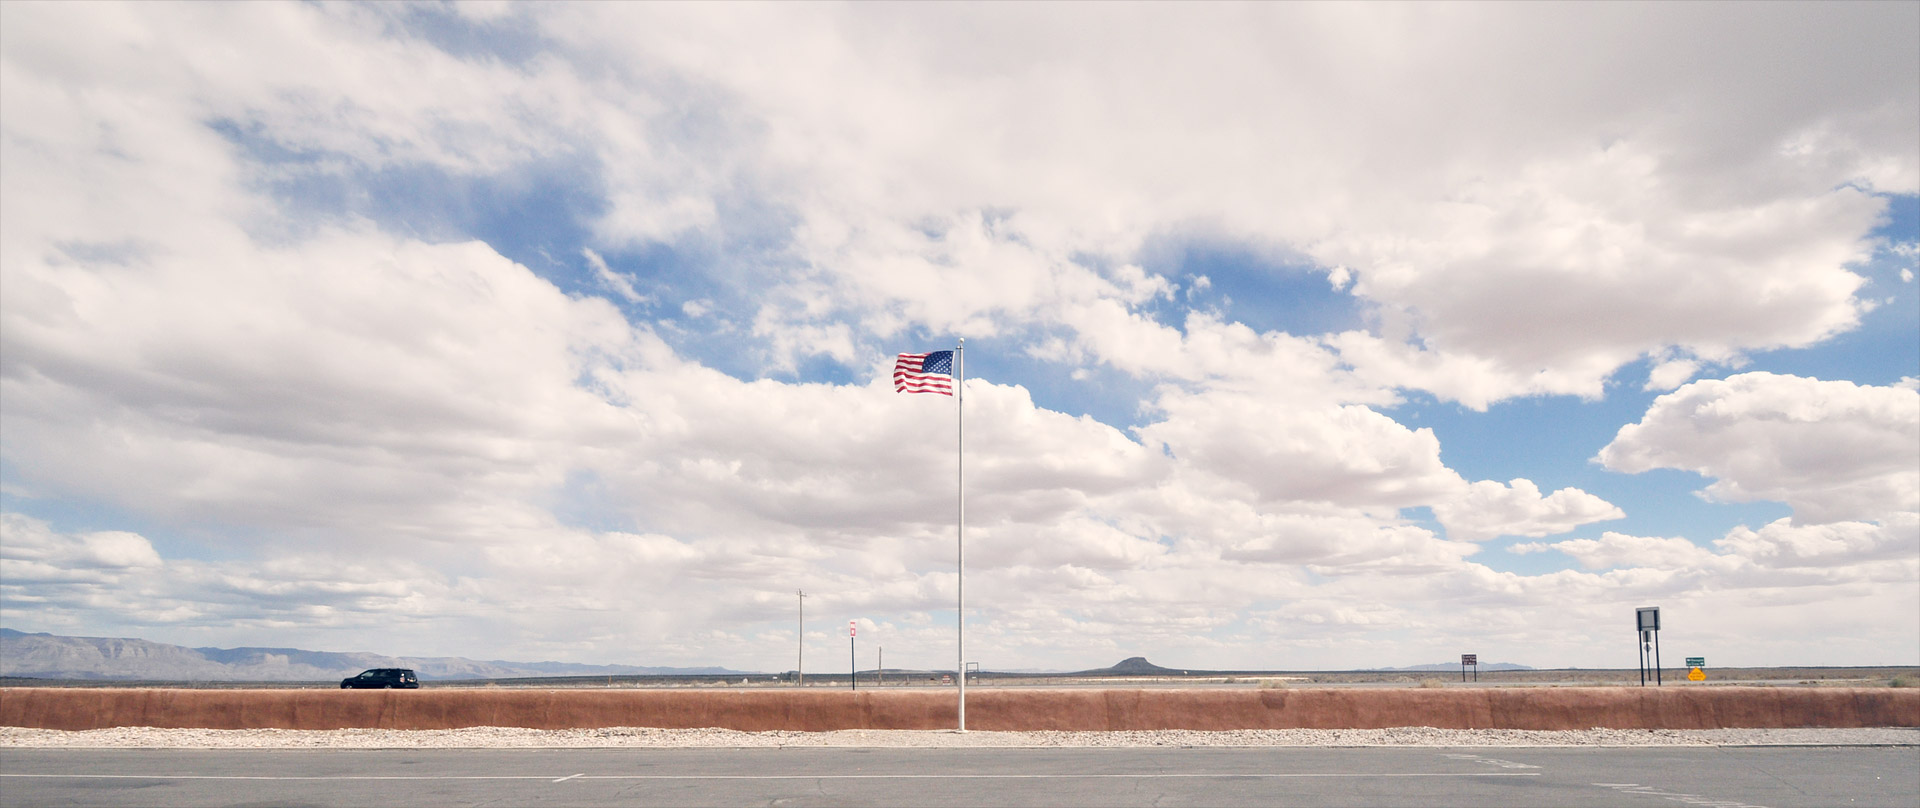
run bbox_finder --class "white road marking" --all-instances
[552,772,585,782]
[1440,753,1541,769]
[1591,781,1771,808]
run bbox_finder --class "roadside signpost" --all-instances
[1687,656,1706,682]
[849,621,857,691]
[1461,654,1478,682]
[1637,607,1663,686]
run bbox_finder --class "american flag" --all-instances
[894,350,955,395]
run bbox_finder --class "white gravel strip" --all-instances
[3,726,1914,749]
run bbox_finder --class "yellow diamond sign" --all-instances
[1688,667,1706,681]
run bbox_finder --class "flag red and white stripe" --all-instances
[894,351,955,395]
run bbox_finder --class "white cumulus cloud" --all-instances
[1432,479,1624,543]
[1,2,1914,671]
[1599,373,1920,524]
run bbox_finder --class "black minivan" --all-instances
[340,668,419,689]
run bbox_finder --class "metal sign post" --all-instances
[849,621,858,691]
[1636,607,1662,687]
[1686,656,1705,682]
[1461,654,1477,683]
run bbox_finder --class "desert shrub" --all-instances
[1891,675,1918,688]
[1418,678,1445,689]
[1259,679,1289,690]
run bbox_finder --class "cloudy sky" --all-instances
[2,2,1915,673]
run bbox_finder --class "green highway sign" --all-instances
[1686,657,1705,667]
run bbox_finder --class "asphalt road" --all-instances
[3,745,1915,807]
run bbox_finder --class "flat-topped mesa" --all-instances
[1100,657,1182,675]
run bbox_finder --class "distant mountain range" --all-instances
[0,629,750,681]
[0,630,1532,681]
[1073,657,1534,675]
[1375,662,1534,672]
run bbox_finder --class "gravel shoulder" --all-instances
[4,726,1915,749]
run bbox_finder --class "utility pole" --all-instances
[797,590,806,687]
[879,646,883,687]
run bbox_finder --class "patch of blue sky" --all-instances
[374,159,610,284]
[951,327,1163,433]
[1397,504,1443,535]
[1394,363,1791,557]
[784,352,867,390]
[1399,502,1512,571]
[379,3,549,68]
[555,189,804,380]
[605,263,815,384]
[1745,298,1919,386]
[1003,234,1374,429]
[215,117,822,385]
[543,469,635,536]
[1872,191,1918,241]
[1470,473,1797,578]
[0,471,250,564]
[1390,380,1656,488]
[1469,478,1789,578]
[588,239,727,315]
[1744,192,1919,385]
[1136,237,1367,339]
[1398,196,1917,564]
[1456,543,1553,580]
[214,115,609,281]
[1475,539,1587,577]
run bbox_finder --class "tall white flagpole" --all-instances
[955,338,966,732]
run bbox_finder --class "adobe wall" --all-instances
[2,686,1914,732]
